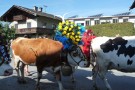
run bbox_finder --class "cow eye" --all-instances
[73,53,77,57]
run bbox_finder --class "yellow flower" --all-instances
[66,20,69,23]
[66,33,70,36]
[78,36,81,38]
[72,37,75,41]
[78,27,81,30]
[77,31,81,35]
[64,27,68,31]
[58,26,62,30]
[62,31,66,35]
[70,35,73,39]
[76,38,80,42]
[69,28,72,31]
[70,25,74,28]
[72,32,75,35]
[62,22,65,24]
[66,21,69,25]
[70,21,74,24]
[66,35,69,38]
[75,35,78,38]
[59,22,62,25]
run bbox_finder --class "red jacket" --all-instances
[82,30,96,59]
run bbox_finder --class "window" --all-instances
[77,23,84,26]
[123,18,128,22]
[43,22,47,28]
[52,24,56,29]
[81,23,84,26]
[15,24,18,29]
[27,22,31,28]
[85,20,90,26]
[95,20,100,25]
[113,19,118,23]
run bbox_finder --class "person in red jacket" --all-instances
[82,29,96,61]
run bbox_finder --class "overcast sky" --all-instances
[0,0,135,18]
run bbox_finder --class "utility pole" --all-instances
[43,5,47,12]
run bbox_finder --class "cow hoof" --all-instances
[17,79,22,84]
[107,88,112,90]
[72,80,75,83]
[17,80,27,84]
[22,80,27,84]
[92,85,100,90]
[17,78,26,84]
[71,79,75,83]
[35,86,41,90]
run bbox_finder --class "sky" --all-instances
[0,0,135,18]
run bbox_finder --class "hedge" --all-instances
[86,22,135,36]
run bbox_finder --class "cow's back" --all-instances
[11,38,63,64]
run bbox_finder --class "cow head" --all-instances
[67,45,88,67]
[0,57,13,76]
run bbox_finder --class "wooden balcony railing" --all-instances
[15,28,54,34]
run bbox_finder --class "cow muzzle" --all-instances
[4,69,13,76]
[79,61,88,67]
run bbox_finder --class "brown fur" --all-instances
[11,38,63,66]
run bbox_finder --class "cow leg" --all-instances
[98,66,112,90]
[15,60,24,83]
[70,66,77,83]
[55,71,64,90]
[92,64,99,90]
[15,60,21,77]
[20,63,26,83]
[35,67,43,90]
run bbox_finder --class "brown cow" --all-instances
[11,37,88,90]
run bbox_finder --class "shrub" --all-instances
[86,22,135,36]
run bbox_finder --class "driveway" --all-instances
[0,62,135,90]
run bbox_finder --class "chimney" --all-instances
[34,6,38,11]
[39,7,43,12]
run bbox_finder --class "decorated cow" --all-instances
[11,37,88,90]
[91,36,135,90]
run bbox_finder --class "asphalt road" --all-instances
[0,61,135,90]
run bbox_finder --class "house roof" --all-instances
[130,0,135,10]
[0,5,62,22]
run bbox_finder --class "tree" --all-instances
[0,22,3,32]
[0,21,15,42]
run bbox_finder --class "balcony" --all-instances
[13,15,26,21]
[15,28,54,34]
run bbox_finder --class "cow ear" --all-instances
[70,45,77,50]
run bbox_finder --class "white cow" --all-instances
[91,36,135,90]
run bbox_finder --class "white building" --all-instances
[66,13,135,27]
